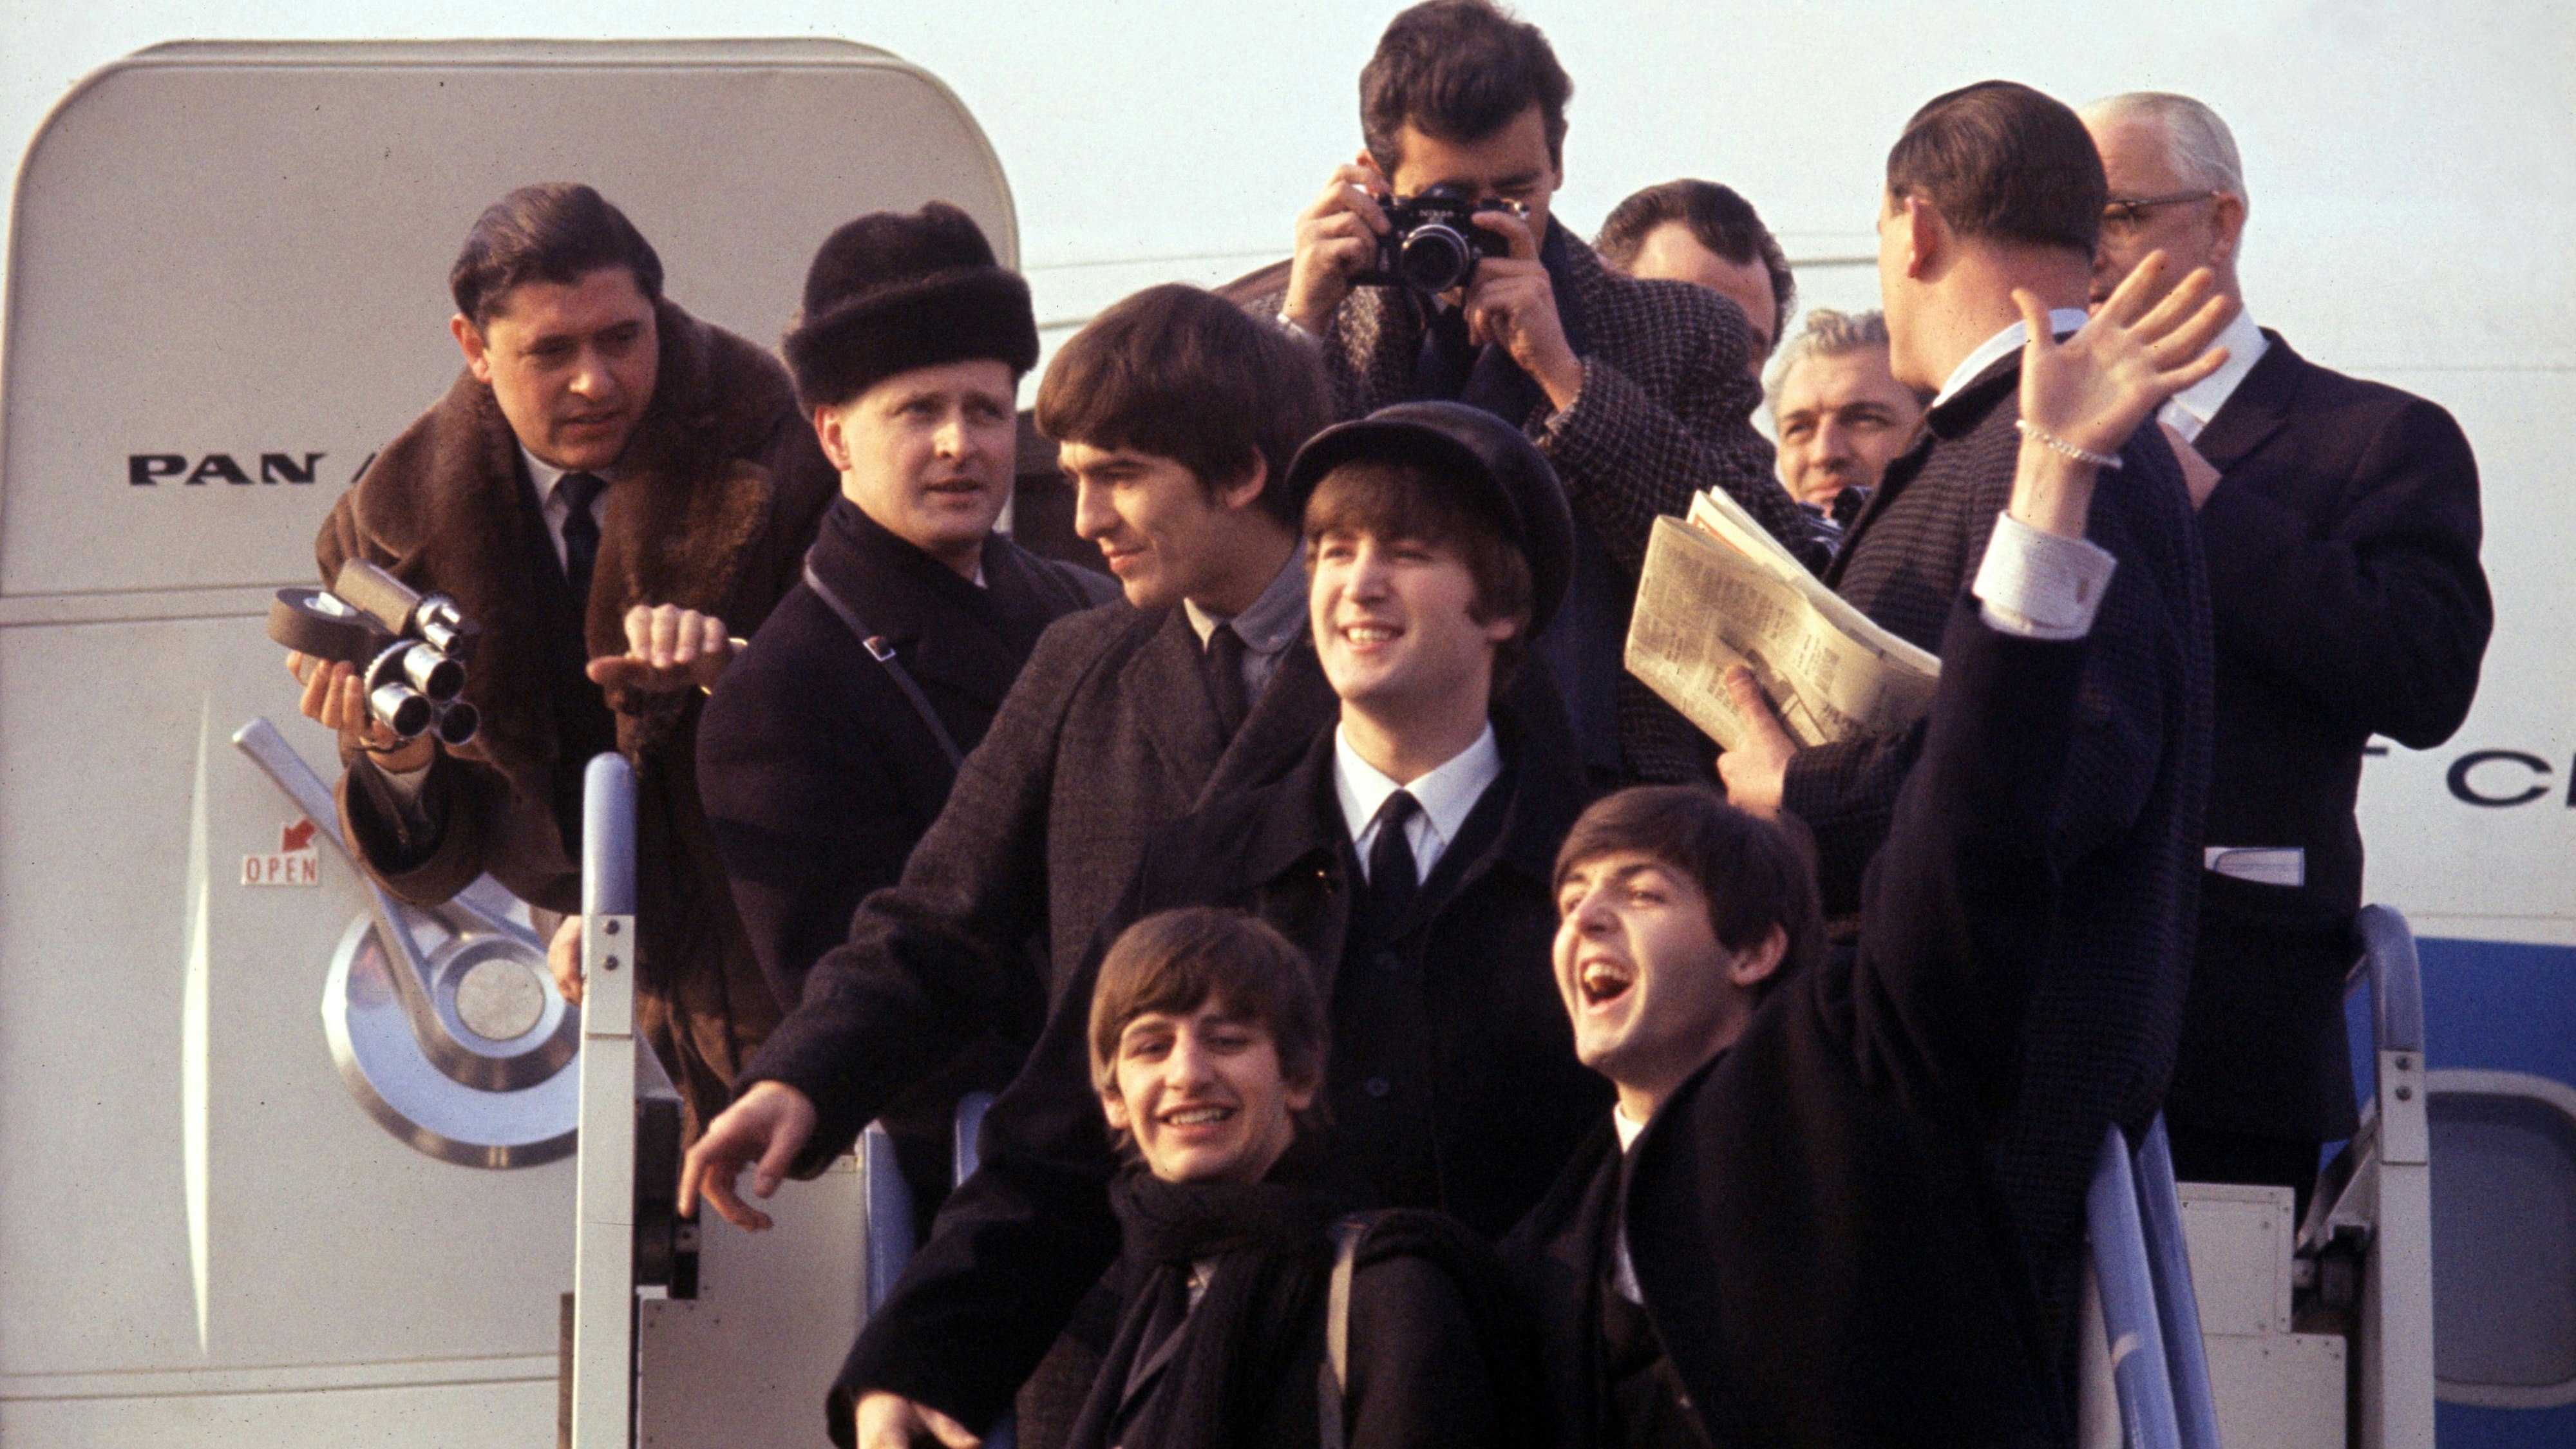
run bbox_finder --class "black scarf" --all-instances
[1066,1146,1357,1449]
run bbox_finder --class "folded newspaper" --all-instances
[1624,488,1940,753]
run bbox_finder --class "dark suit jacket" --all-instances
[741,591,1340,1171]
[321,298,838,1132]
[697,498,1113,1010]
[2167,334,2490,1141]
[1779,348,2213,1343]
[1244,228,1832,784]
[1508,601,2085,1449]
[840,706,1609,1434]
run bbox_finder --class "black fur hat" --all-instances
[783,202,1038,411]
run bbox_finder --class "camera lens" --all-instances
[368,683,433,739]
[433,700,480,748]
[1399,224,1474,293]
[401,643,466,703]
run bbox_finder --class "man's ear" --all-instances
[1215,456,1270,513]
[812,404,853,473]
[1479,607,1530,647]
[2208,191,2248,268]
[1727,923,1790,989]
[1900,194,1945,281]
[450,314,492,384]
[1284,1072,1319,1116]
[1100,1088,1132,1135]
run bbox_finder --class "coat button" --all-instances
[1364,1077,1392,1099]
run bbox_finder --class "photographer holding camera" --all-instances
[1256,0,1837,789]
[285,182,837,1135]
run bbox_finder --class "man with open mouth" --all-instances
[1505,258,2236,1449]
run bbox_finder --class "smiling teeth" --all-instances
[1579,960,1634,1005]
[1166,1107,1230,1126]
[1345,626,1396,643]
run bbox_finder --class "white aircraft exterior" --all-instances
[0,6,2567,1444]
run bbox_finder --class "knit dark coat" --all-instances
[1242,229,1833,785]
[837,703,1609,1435]
[320,298,837,1132]
[1780,348,2213,1353]
[742,593,1341,1172]
[2166,334,2489,1142]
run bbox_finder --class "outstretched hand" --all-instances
[586,604,738,694]
[2016,252,2233,462]
[2009,252,2234,537]
[678,1080,817,1231]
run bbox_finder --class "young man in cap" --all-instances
[832,399,1605,1449]
[1510,269,2235,1449]
[690,204,1114,1212]
[285,182,836,1133]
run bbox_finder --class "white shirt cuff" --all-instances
[1973,511,2117,640]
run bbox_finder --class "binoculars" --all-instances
[270,559,483,746]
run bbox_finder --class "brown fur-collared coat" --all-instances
[317,297,837,1132]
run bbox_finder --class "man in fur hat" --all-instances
[285,182,837,1133]
[696,204,1114,1216]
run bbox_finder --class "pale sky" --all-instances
[5,1,2571,367]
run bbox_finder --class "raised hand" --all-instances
[2009,252,2233,538]
[1464,205,1583,410]
[1282,156,1394,336]
[585,603,737,694]
[2017,252,2233,462]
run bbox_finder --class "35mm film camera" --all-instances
[1353,182,1519,295]
[270,560,482,746]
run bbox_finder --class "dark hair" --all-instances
[1302,456,1533,688]
[1886,80,2106,258]
[1089,908,1329,1116]
[1035,285,1327,526]
[1594,180,1795,352]
[450,183,664,327]
[1360,0,1574,175]
[1554,786,1826,998]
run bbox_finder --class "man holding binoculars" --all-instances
[283,181,836,1134]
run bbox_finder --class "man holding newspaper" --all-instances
[1630,80,2216,1387]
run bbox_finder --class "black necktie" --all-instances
[558,471,607,605]
[1361,790,1423,942]
[1204,622,1250,737]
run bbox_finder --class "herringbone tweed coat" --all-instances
[1244,229,1835,782]
[1783,348,2214,1360]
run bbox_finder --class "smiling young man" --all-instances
[1244,0,1833,790]
[692,205,1113,1214]
[681,283,1340,1448]
[826,401,1604,1449]
[283,182,835,1132]
[1061,906,1525,1449]
[1507,271,2236,1449]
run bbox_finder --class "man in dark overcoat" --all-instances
[684,285,1345,1449]
[1511,282,2235,1449]
[825,402,1606,1449]
[695,204,1115,1212]
[1714,81,2216,1357]
[289,182,837,1133]
[1245,0,1834,788]
[2082,92,2492,1209]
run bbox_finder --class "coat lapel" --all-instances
[2190,330,2299,473]
[1203,634,1336,808]
[1128,606,1230,800]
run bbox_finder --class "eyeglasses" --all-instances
[2102,190,2216,229]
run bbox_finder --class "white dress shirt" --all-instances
[520,446,614,573]
[1931,308,2094,410]
[1608,1105,1649,1302]
[1332,723,1502,883]
[2157,306,2269,444]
